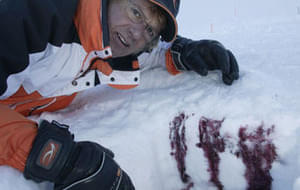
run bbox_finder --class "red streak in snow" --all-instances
[197,117,225,190]
[169,113,194,190]
[235,124,277,190]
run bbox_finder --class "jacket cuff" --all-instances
[165,49,181,75]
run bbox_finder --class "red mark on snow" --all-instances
[169,113,194,190]
[196,117,225,190]
[169,114,277,190]
[235,124,277,190]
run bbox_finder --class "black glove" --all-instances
[24,120,135,190]
[170,36,239,85]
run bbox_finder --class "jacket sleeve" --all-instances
[0,0,78,98]
[0,0,30,97]
[0,104,37,172]
[138,41,181,75]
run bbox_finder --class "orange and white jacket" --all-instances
[0,0,179,173]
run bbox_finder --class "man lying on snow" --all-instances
[0,0,239,189]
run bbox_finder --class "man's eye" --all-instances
[132,8,142,19]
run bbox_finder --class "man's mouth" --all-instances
[117,32,129,47]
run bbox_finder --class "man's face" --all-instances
[108,0,166,57]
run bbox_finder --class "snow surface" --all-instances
[1,3,300,190]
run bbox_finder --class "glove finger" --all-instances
[212,44,230,75]
[185,54,209,76]
[222,73,234,85]
[222,50,239,85]
[227,50,239,80]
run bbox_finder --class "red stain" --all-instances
[235,124,277,190]
[169,113,194,190]
[169,114,277,190]
[197,117,225,190]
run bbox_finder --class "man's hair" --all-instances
[143,4,167,53]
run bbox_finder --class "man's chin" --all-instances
[112,52,127,58]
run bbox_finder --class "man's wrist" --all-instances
[24,120,75,183]
[170,37,189,71]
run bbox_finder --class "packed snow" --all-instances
[1,2,300,190]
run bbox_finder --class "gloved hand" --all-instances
[170,36,239,85]
[24,120,135,190]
